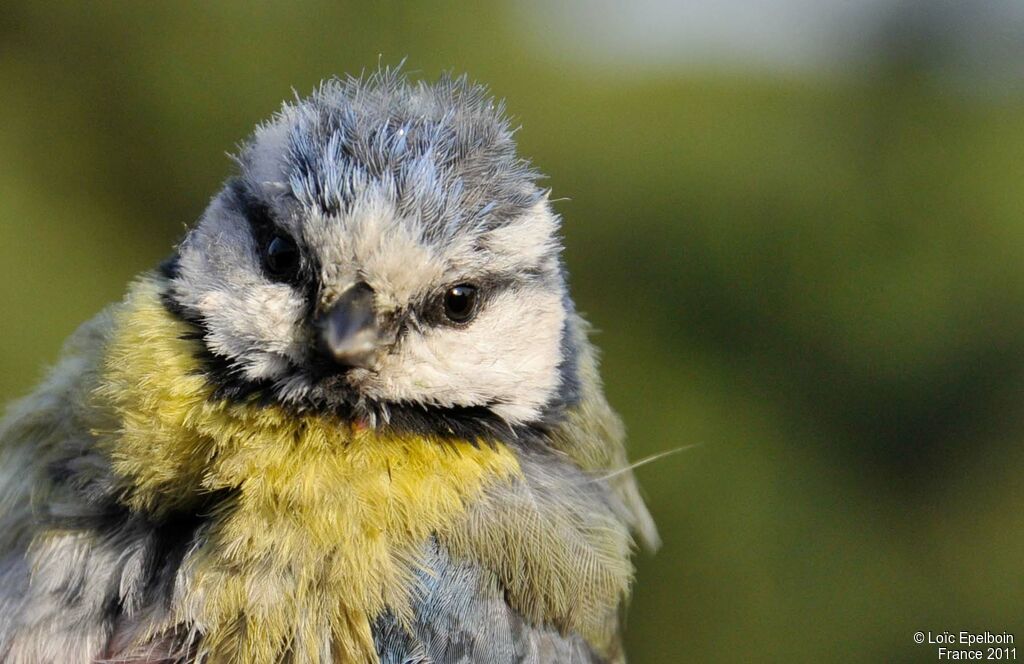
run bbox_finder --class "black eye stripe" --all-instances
[414,274,522,329]
[227,178,276,237]
[225,179,320,295]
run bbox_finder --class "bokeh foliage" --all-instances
[1,3,1022,661]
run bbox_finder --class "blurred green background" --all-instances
[2,2,1023,661]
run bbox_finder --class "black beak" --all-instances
[318,282,378,368]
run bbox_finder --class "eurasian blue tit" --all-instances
[0,69,657,664]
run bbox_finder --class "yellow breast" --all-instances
[93,277,522,663]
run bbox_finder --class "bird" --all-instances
[0,68,657,664]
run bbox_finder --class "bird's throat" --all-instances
[93,276,522,662]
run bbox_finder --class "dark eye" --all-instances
[443,284,478,323]
[264,235,301,281]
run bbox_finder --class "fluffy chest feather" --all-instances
[95,278,523,662]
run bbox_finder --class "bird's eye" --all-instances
[264,235,301,281]
[443,284,478,323]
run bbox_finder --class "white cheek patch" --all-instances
[361,287,567,424]
[197,284,308,380]
[174,194,312,385]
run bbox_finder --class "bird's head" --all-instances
[163,72,579,439]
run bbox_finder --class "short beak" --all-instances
[318,283,378,368]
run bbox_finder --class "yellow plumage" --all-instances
[95,277,523,662]
[0,272,647,663]
[0,73,656,664]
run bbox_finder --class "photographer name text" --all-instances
[913,631,1016,660]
